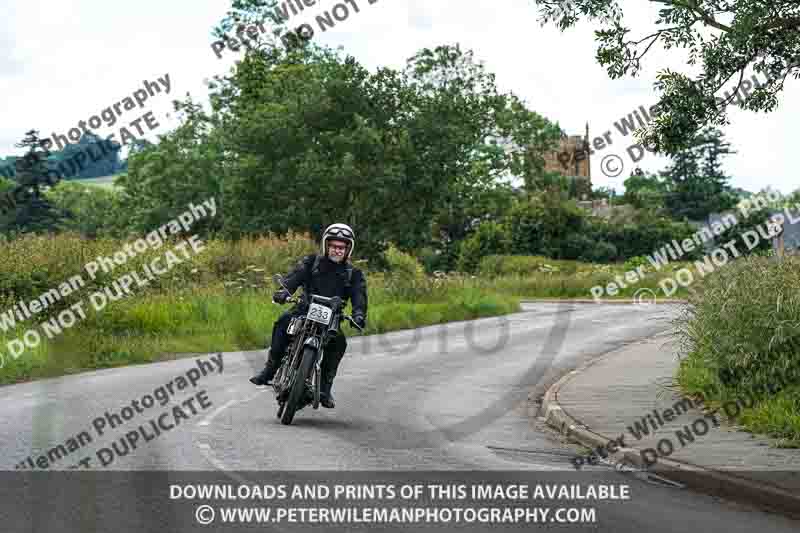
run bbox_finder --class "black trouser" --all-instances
[267,309,347,386]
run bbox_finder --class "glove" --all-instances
[352,314,366,329]
[272,289,290,304]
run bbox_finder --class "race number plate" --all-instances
[307,302,332,325]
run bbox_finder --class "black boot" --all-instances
[250,355,278,386]
[319,352,343,408]
[319,380,335,408]
[319,337,345,408]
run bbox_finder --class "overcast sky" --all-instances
[1,0,796,194]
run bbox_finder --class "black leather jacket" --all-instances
[281,254,367,318]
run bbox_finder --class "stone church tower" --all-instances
[542,123,592,198]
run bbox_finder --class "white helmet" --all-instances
[321,223,355,261]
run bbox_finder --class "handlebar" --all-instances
[272,274,299,305]
[272,273,363,333]
[271,300,363,332]
[272,295,299,305]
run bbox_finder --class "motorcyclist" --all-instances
[249,223,367,408]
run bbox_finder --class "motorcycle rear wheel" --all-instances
[280,346,316,425]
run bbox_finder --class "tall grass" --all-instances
[0,231,317,316]
[476,255,693,299]
[0,233,705,387]
[0,234,519,385]
[674,255,800,445]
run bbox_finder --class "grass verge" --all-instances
[475,254,694,300]
[0,285,519,386]
[674,255,800,446]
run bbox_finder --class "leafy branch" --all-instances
[533,0,800,153]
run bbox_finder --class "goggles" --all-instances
[327,228,353,238]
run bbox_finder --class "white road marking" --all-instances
[194,389,266,468]
[197,399,237,426]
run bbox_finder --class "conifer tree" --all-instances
[660,127,737,221]
[2,130,73,235]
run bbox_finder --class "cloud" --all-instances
[0,0,795,194]
[0,12,25,78]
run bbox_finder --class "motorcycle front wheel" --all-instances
[280,346,317,425]
[312,364,320,409]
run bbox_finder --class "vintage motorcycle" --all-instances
[270,274,363,425]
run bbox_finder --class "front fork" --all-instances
[275,325,332,409]
[304,336,325,409]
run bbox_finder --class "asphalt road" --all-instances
[1,302,797,532]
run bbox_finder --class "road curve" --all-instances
[1,302,797,532]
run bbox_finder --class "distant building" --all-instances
[576,197,635,219]
[542,123,592,198]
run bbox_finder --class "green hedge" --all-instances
[456,195,704,269]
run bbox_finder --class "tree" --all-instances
[113,96,225,238]
[208,47,417,257]
[194,34,560,260]
[714,204,774,254]
[523,165,572,196]
[45,181,124,238]
[1,130,72,235]
[501,101,562,194]
[405,44,560,257]
[212,0,290,50]
[120,5,562,264]
[14,130,53,195]
[46,132,124,179]
[623,168,668,209]
[660,126,737,220]
[588,207,703,260]
[0,156,17,179]
[506,192,587,259]
[783,188,800,207]
[456,220,512,272]
[128,138,155,155]
[533,1,800,153]
[589,185,615,201]
[3,194,73,236]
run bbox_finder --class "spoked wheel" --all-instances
[273,361,289,420]
[280,346,317,425]
[312,366,321,409]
